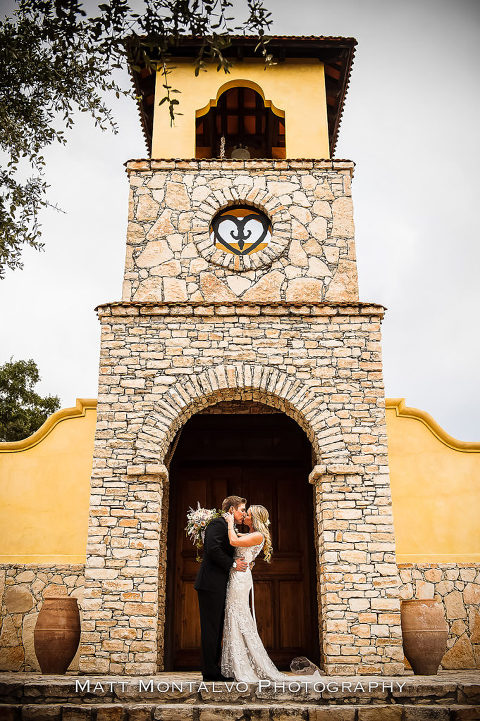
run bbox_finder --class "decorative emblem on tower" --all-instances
[210,206,272,256]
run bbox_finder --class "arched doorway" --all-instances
[164,401,320,671]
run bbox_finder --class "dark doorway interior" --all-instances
[164,405,320,671]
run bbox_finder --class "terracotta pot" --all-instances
[400,599,448,675]
[34,597,80,674]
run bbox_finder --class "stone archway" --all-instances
[135,362,349,467]
[130,363,348,671]
[80,357,403,676]
[163,400,321,671]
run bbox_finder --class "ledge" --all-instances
[95,301,386,319]
[125,158,355,175]
[309,464,364,483]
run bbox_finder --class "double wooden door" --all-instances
[165,413,320,671]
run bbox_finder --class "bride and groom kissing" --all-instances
[194,495,320,683]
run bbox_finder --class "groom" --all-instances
[194,495,248,681]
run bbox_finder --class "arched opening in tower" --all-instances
[195,86,286,160]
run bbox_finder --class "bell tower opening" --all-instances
[195,85,286,159]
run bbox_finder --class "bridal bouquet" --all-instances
[185,503,222,561]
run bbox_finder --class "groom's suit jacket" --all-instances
[194,517,235,593]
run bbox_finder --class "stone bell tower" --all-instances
[79,36,405,676]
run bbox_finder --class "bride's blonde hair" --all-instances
[249,505,273,563]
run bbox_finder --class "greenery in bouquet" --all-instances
[185,503,222,562]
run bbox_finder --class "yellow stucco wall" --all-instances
[1,398,479,564]
[151,60,330,159]
[0,400,95,563]
[386,398,480,563]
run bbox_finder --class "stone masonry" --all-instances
[0,565,84,672]
[2,562,479,672]
[399,563,480,671]
[123,159,359,304]
[78,158,405,675]
[78,303,404,676]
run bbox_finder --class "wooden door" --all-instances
[165,412,319,671]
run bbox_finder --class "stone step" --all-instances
[1,703,480,721]
[1,672,479,708]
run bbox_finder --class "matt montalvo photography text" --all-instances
[75,679,407,695]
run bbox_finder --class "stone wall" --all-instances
[2,561,479,674]
[398,563,480,670]
[123,159,359,304]
[78,300,404,676]
[0,564,84,672]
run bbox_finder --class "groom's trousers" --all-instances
[196,588,227,678]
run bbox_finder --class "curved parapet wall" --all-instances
[0,397,479,563]
[386,398,480,563]
[0,399,96,563]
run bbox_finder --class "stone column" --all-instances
[79,464,168,674]
[310,464,404,675]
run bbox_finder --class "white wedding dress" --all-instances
[221,539,321,682]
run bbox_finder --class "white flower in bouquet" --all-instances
[185,502,222,561]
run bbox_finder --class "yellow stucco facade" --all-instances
[385,398,480,563]
[0,397,478,564]
[0,399,95,564]
[151,60,330,159]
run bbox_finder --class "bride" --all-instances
[221,504,321,683]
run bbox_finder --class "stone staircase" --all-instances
[0,672,479,720]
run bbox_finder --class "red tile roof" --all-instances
[127,35,357,157]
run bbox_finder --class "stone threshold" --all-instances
[0,671,479,708]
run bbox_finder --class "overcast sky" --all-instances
[1,0,479,440]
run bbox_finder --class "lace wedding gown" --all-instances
[221,540,321,683]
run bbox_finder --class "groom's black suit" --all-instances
[194,516,234,679]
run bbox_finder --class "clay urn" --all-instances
[34,596,80,674]
[400,599,448,675]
